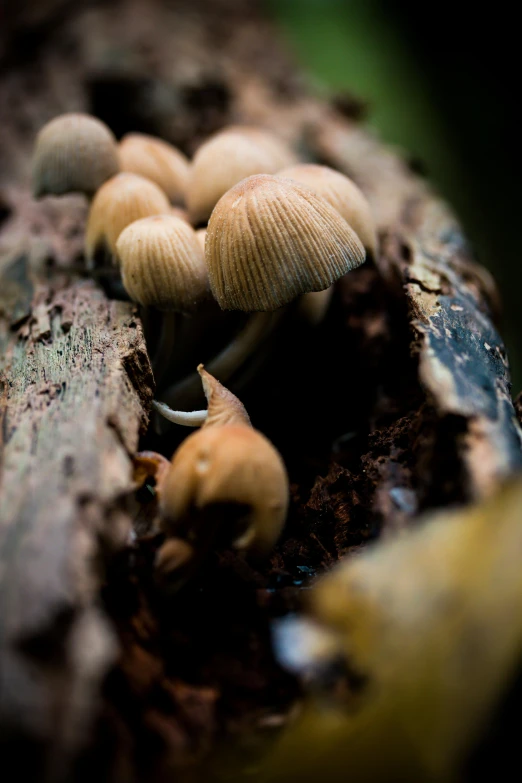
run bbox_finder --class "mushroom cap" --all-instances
[160,423,289,555]
[85,172,171,264]
[119,133,190,205]
[187,125,297,225]
[195,228,206,254]
[116,214,208,312]
[206,174,366,311]
[32,113,119,197]
[278,163,377,256]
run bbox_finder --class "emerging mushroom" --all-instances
[278,163,377,257]
[32,113,119,198]
[85,172,171,267]
[154,366,289,579]
[157,173,366,411]
[186,125,297,225]
[116,214,208,383]
[118,133,190,205]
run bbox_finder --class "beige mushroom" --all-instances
[85,172,171,267]
[32,113,119,198]
[117,214,207,312]
[116,214,209,387]
[278,163,377,257]
[118,133,190,205]
[206,174,365,311]
[187,125,297,225]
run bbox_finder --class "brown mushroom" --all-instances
[278,163,377,257]
[187,125,297,225]
[32,113,119,198]
[116,214,209,386]
[155,366,289,578]
[118,133,190,205]
[85,172,171,267]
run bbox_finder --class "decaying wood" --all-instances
[0,194,154,776]
[0,1,521,780]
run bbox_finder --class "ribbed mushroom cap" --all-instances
[32,113,119,197]
[119,133,190,204]
[160,424,289,554]
[187,126,297,225]
[278,163,377,256]
[116,214,208,312]
[85,173,171,264]
[206,174,366,311]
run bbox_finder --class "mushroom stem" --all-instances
[152,311,179,390]
[297,286,334,325]
[159,309,285,411]
[151,400,208,426]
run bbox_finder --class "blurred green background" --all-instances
[267,0,522,390]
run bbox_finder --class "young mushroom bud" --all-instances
[157,366,289,575]
[278,163,378,257]
[32,113,119,198]
[118,133,190,205]
[85,173,171,266]
[206,174,366,311]
[116,214,208,312]
[187,125,297,225]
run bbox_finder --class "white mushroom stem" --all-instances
[160,309,284,410]
[152,400,208,426]
[297,287,334,325]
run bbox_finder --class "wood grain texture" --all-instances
[0,194,153,773]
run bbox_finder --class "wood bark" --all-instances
[0,1,520,780]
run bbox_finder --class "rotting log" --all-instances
[0,1,521,781]
[0,196,154,778]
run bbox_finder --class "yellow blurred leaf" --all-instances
[263,478,522,783]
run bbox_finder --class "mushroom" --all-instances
[85,172,171,268]
[277,163,377,257]
[276,164,377,326]
[206,174,365,310]
[154,366,289,579]
[116,214,208,385]
[157,173,365,412]
[186,125,297,225]
[118,133,190,205]
[32,113,119,198]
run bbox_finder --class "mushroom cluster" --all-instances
[31,112,378,574]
